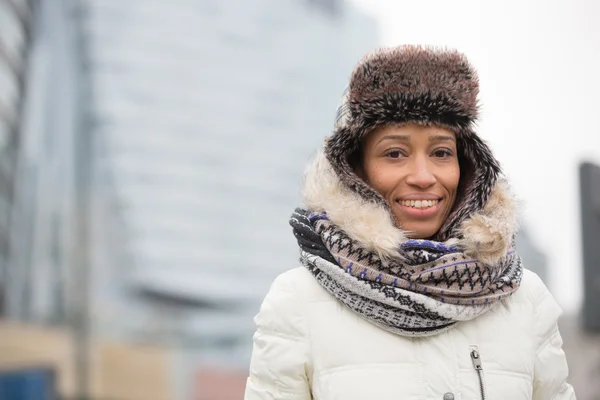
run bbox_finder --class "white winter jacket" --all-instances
[244,266,575,400]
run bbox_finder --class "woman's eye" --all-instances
[433,149,453,158]
[386,150,404,159]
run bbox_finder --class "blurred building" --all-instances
[580,162,600,332]
[82,0,379,368]
[2,0,378,398]
[4,0,84,326]
[0,0,35,315]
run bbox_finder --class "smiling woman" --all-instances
[359,124,460,238]
[244,45,576,400]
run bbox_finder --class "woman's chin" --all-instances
[397,221,441,240]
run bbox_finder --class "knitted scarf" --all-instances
[290,208,523,337]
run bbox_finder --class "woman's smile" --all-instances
[395,197,443,218]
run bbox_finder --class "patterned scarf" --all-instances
[290,208,523,337]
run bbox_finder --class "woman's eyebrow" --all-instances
[429,135,456,143]
[376,134,410,145]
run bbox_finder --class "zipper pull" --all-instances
[470,345,487,400]
[470,347,483,370]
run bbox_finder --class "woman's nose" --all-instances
[405,158,436,189]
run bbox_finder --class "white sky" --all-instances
[349,0,600,312]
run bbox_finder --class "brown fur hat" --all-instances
[325,45,502,241]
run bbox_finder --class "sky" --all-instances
[349,0,600,312]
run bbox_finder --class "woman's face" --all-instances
[360,123,460,239]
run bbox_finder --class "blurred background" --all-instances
[0,0,599,399]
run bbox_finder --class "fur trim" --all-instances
[458,180,520,264]
[302,150,518,265]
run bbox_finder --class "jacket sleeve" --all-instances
[244,272,312,400]
[531,273,577,400]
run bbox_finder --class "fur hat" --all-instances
[302,45,518,265]
[325,45,502,242]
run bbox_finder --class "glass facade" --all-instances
[84,0,379,366]
[2,0,379,370]
[0,0,35,315]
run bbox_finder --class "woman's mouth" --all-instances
[395,198,443,218]
[399,199,440,210]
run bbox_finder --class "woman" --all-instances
[244,46,576,400]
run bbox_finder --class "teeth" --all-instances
[400,199,439,209]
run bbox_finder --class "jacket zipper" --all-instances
[470,345,487,400]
